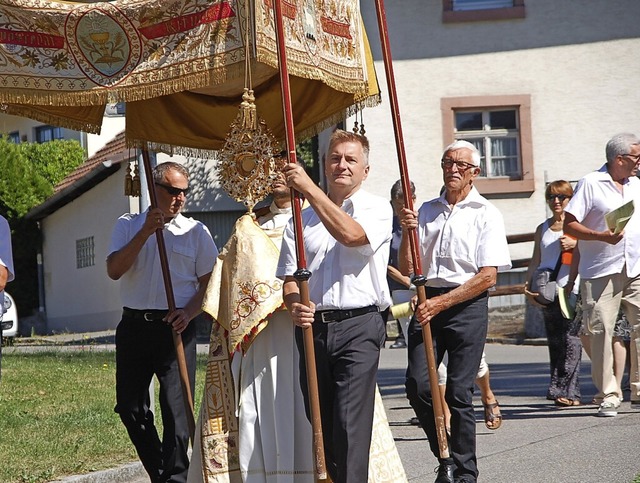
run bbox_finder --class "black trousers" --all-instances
[296,311,386,483]
[115,312,196,483]
[405,291,488,483]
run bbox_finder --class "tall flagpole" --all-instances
[373,0,450,459]
[272,1,327,480]
[140,147,196,444]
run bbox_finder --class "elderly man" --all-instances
[399,140,511,483]
[277,129,392,483]
[107,161,217,483]
[564,132,640,417]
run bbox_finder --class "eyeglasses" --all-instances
[441,158,477,171]
[155,183,190,196]
[621,153,640,163]
[546,194,570,202]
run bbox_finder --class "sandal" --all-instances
[483,401,502,430]
[555,397,581,407]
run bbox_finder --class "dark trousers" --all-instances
[296,311,386,483]
[115,313,196,483]
[405,291,488,482]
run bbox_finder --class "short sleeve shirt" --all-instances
[108,211,218,309]
[417,187,511,286]
[276,189,393,310]
[564,164,640,279]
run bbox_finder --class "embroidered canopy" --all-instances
[0,0,379,153]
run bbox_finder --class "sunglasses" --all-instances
[546,194,570,202]
[155,183,190,196]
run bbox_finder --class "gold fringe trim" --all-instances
[0,64,249,107]
[255,46,370,100]
[0,104,102,134]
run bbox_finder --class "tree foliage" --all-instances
[0,137,85,218]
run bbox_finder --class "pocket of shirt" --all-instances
[171,243,196,276]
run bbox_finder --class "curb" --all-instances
[486,336,548,346]
[52,462,145,483]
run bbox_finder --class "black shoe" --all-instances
[389,338,407,349]
[434,459,455,483]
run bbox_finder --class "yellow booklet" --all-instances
[605,200,635,234]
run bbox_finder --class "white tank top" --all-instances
[539,219,576,289]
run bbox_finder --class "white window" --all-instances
[454,109,520,179]
[76,237,95,269]
[453,0,513,11]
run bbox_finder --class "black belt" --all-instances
[314,305,379,323]
[426,286,457,297]
[122,307,168,322]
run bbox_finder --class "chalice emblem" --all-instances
[84,31,125,67]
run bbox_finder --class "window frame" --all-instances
[441,94,534,195]
[442,0,525,23]
[35,125,64,143]
[76,236,95,269]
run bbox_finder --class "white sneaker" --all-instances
[598,401,618,417]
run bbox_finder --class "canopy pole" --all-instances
[373,0,449,459]
[140,147,196,445]
[272,1,327,480]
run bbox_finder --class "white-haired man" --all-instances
[399,140,511,483]
[564,132,640,417]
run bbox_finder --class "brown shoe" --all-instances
[483,401,502,430]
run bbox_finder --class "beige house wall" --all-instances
[357,0,640,261]
[43,171,131,332]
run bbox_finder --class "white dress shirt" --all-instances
[108,211,218,309]
[565,164,640,279]
[277,189,392,310]
[416,187,511,287]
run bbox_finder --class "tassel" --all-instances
[131,164,141,197]
[239,88,257,130]
[124,163,133,196]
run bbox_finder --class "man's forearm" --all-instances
[106,231,151,280]
[303,186,367,247]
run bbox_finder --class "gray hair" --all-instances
[443,140,481,166]
[328,129,370,165]
[153,162,189,183]
[390,179,416,200]
[605,133,640,164]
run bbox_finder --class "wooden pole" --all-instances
[373,0,449,459]
[272,1,327,479]
[140,147,196,444]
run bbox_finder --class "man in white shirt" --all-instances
[277,130,392,483]
[564,132,640,417]
[107,162,217,483]
[399,140,511,483]
[0,214,15,381]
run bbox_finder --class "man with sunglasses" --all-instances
[564,132,640,417]
[398,140,511,483]
[107,161,217,483]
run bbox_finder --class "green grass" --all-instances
[0,350,206,483]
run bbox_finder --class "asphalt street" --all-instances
[50,340,640,483]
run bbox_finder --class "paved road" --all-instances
[54,341,640,483]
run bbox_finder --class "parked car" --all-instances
[1,292,18,344]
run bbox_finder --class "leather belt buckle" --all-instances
[143,312,156,322]
[319,311,335,323]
